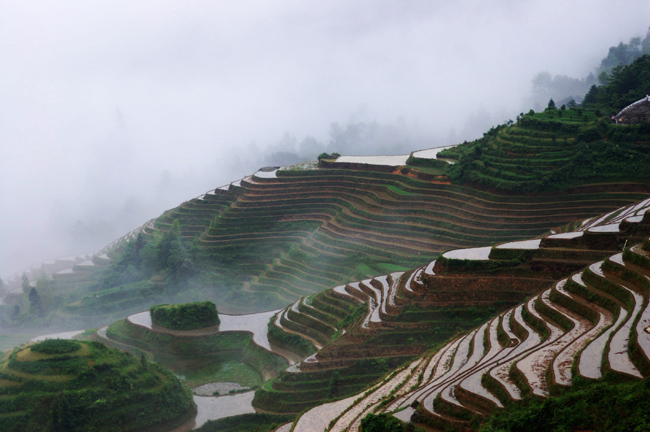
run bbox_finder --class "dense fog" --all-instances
[1,0,648,278]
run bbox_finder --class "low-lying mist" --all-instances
[1,0,648,278]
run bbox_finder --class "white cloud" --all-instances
[1,0,648,276]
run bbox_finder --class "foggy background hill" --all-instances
[1,0,649,278]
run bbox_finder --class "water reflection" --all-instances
[193,391,256,427]
[127,309,280,350]
[30,311,300,429]
[111,309,304,427]
[218,310,278,350]
[193,381,248,396]
[31,330,84,342]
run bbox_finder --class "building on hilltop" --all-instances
[616,95,650,124]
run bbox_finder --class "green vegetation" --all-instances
[596,34,650,77]
[0,340,195,432]
[254,357,405,414]
[481,377,650,432]
[405,152,449,170]
[584,54,650,109]
[255,289,508,415]
[196,413,294,432]
[30,339,80,354]
[180,361,261,389]
[360,413,408,432]
[318,152,341,160]
[397,304,508,330]
[106,319,287,389]
[441,55,650,193]
[150,301,220,330]
[529,31,650,114]
[266,317,315,356]
[443,115,650,193]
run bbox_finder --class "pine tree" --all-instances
[29,288,43,316]
[21,273,30,294]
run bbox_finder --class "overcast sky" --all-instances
[1,0,648,278]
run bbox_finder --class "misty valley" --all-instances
[2,8,650,432]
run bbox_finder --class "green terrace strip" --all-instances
[442,108,650,193]
[0,340,195,432]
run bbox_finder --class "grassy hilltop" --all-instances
[0,339,195,432]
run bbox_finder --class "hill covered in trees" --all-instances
[530,28,650,108]
[0,339,195,432]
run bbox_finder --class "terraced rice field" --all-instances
[440,111,650,194]
[147,165,650,313]
[334,155,410,166]
[254,268,460,414]
[274,200,650,430]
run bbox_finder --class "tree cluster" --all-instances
[583,55,650,110]
[530,28,650,107]
[150,301,220,330]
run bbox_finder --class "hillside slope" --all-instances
[280,199,650,431]
[6,52,650,327]
[4,110,650,330]
[161,167,649,312]
[0,339,195,432]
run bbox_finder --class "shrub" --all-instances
[480,377,650,432]
[30,339,81,355]
[150,301,220,330]
[318,152,340,161]
[360,413,405,431]
[406,153,449,169]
